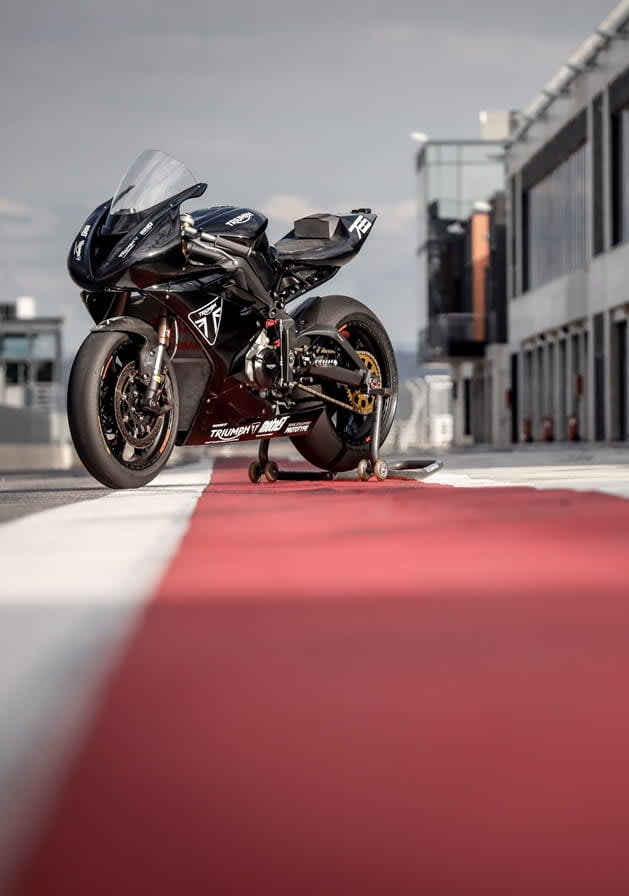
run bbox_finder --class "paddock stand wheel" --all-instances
[357,459,371,482]
[248,438,335,483]
[246,397,442,485]
[248,461,263,484]
[373,458,389,481]
[264,460,279,482]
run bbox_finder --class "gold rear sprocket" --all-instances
[346,350,382,414]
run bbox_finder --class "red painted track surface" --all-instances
[13,460,629,894]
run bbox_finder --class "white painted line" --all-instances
[0,459,213,604]
[0,459,213,891]
[429,471,520,488]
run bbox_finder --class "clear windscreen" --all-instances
[102,149,202,236]
[110,149,198,216]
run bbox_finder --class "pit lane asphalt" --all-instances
[0,470,109,525]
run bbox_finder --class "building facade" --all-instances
[0,298,67,464]
[505,0,629,444]
[416,136,509,444]
[0,298,63,413]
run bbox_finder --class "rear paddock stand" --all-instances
[247,391,443,484]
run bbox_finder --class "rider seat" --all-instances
[274,214,354,265]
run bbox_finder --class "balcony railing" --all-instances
[418,313,487,364]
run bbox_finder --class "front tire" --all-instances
[290,296,398,473]
[68,331,179,489]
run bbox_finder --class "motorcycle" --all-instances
[67,149,398,488]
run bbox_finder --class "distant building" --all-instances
[0,298,63,412]
[504,0,629,444]
[0,299,69,468]
[416,127,510,445]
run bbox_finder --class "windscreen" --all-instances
[104,149,200,234]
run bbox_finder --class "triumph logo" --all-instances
[208,422,261,442]
[348,214,372,238]
[225,212,253,227]
[189,297,224,346]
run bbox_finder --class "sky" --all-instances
[0,0,615,353]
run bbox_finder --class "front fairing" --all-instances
[67,182,207,290]
[67,200,112,290]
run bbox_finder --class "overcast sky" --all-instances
[0,0,614,352]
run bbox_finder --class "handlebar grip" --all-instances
[212,234,252,258]
[186,239,237,271]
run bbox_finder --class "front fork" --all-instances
[142,312,171,411]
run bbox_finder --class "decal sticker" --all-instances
[188,297,224,346]
[285,420,312,435]
[80,224,91,238]
[207,422,261,443]
[348,214,372,238]
[73,239,85,261]
[225,212,253,227]
[118,237,138,259]
[204,415,315,443]
[257,416,289,435]
[139,221,154,236]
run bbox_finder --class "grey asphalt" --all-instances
[0,470,109,525]
[1,443,628,529]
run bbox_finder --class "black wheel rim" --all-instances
[313,320,393,449]
[98,341,175,471]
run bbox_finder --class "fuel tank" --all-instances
[190,206,268,241]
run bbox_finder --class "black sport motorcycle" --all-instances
[67,149,398,488]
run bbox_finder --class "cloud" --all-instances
[0,197,31,217]
[262,194,415,234]
[261,194,316,225]
[375,200,416,234]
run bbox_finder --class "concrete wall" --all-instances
[0,404,55,444]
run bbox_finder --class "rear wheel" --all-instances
[68,330,179,489]
[290,296,398,472]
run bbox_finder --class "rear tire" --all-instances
[290,296,398,473]
[68,331,179,489]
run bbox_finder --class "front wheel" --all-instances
[290,296,398,473]
[67,331,179,489]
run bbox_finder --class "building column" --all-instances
[603,86,612,253]
[520,347,532,442]
[487,344,510,447]
[551,335,562,440]
[604,312,613,440]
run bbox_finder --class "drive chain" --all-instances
[293,381,370,415]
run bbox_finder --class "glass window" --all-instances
[526,143,587,290]
[5,361,28,384]
[461,162,504,205]
[1,335,29,359]
[35,361,54,383]
[593,93,605,253]
[439,145,459,164]
[32,332,56,360]
[428,164,459,203]
[426,146,440,164]
[460,145,500,164]
[438,200,464,220]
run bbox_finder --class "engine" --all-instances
[245,331,281,390]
